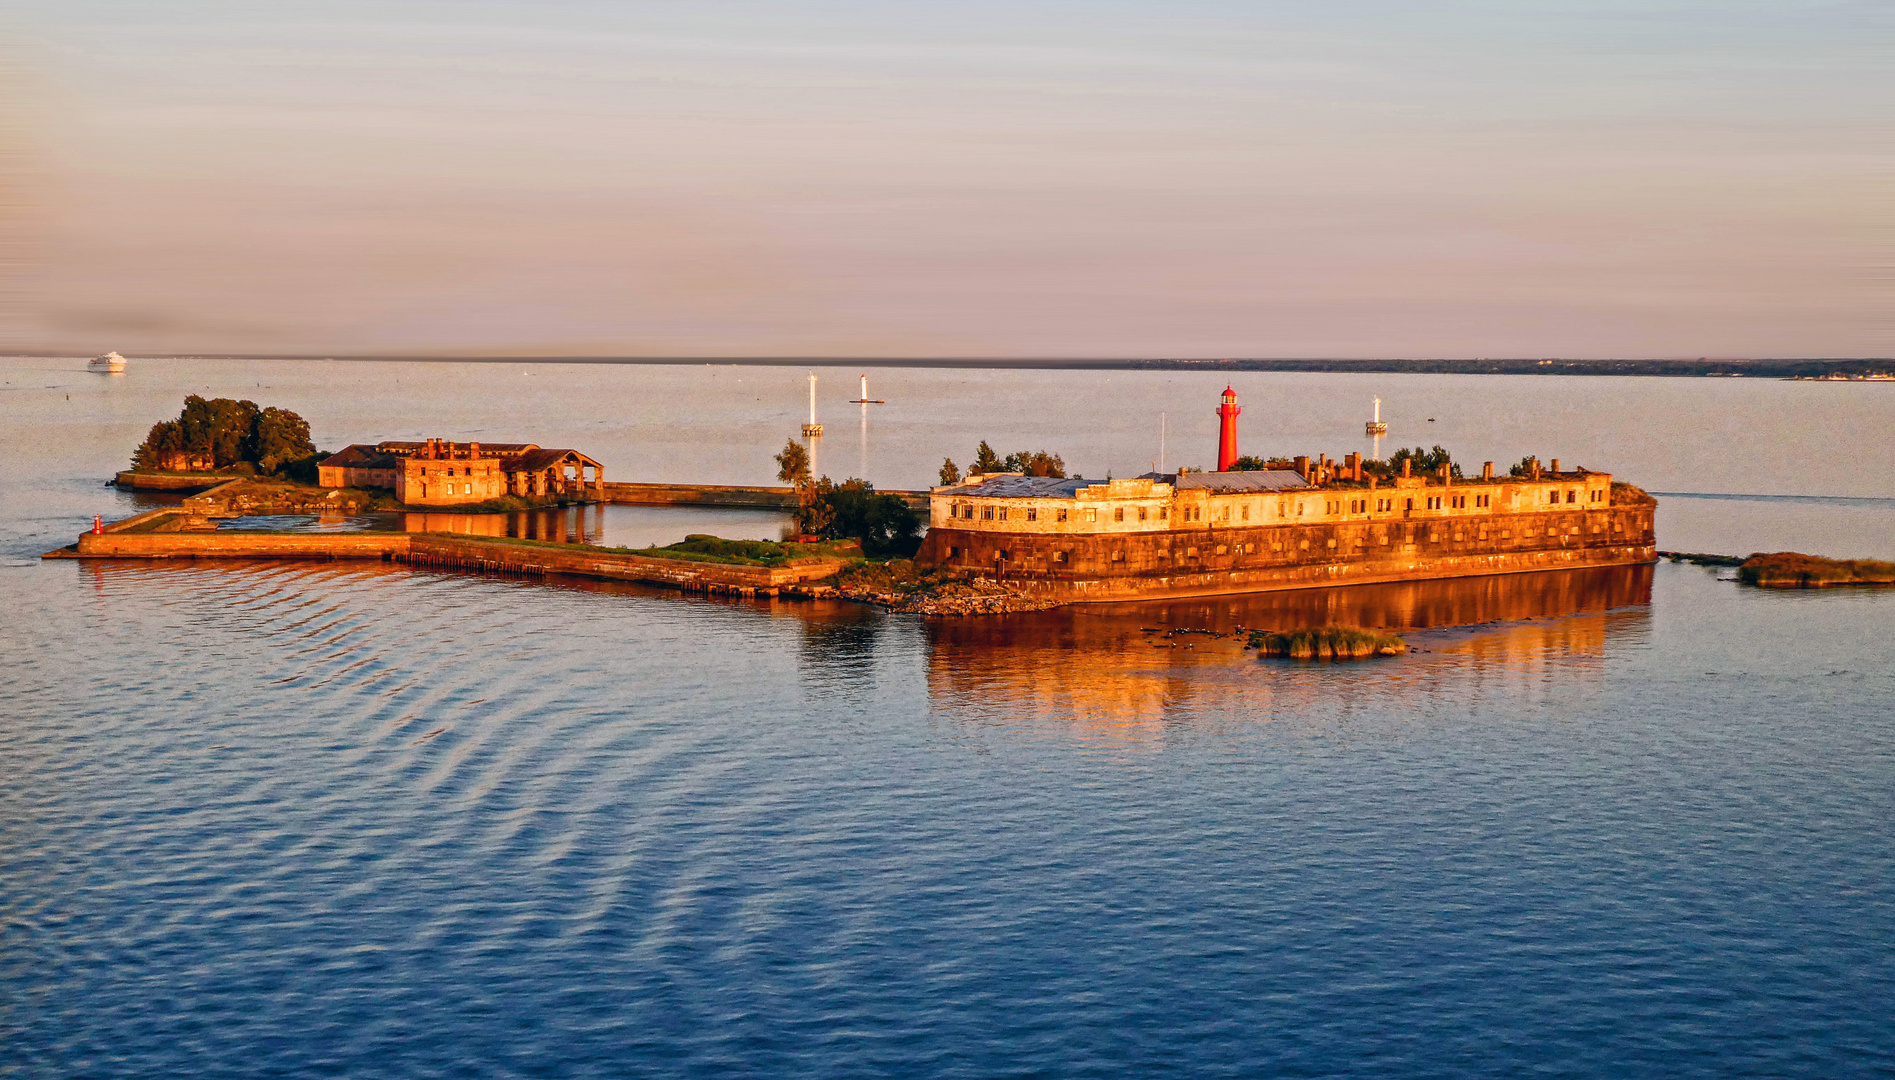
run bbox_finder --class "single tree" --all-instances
[971,441,1002,474]
[775,439,811,486]
[939,458,961,486]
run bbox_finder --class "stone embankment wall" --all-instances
[915,504,1657,602]
[602,482,930,513]
[49,524,844,599]
[399,536,845,597]
[68,525,412,561]
[115,471,229,492]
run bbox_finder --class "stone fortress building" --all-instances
[317,438,604,508]
[914,388,1657,602]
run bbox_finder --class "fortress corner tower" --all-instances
[1215,386,1242,471]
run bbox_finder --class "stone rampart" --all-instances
[915,504,1657,602]
[400,535,844,596]
[602,481,929,512]
[70,529,412,560]
[114,471,230,492]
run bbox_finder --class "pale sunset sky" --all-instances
[1,1,1886,357]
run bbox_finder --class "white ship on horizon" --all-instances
[88,351,127,374]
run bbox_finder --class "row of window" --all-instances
[950,487,1601,525]
[948,503,1172,524]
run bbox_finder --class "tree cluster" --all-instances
[943,441,1066,481]
[1374,445,1461,480]
[132,396,319,477]
[776,439,921,556]
[1226,455,1294,472]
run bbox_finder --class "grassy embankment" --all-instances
[436,533,859,567]
[1247,626,1407,659]
[1737,552,1895,588]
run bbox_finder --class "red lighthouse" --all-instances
[1215,385,1241,471]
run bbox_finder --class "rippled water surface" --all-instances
[3,358,1893,1077]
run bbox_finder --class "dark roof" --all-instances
[323,444,396,469]
[941,476,1091,499]
[507,448,601,472]
[1172,470,1310,493]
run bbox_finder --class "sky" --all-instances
[1,0,1887,358]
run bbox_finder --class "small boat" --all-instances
[88,351,127,374]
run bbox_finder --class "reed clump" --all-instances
[1247,625,1406,659]
[1738,552,1895,588]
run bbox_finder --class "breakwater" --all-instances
[45,516,845,598]
[602,481,929,512]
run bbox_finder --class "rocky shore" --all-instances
[830,560,1062,615]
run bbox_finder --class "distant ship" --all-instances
[88,351,127,374]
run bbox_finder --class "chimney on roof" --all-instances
[1347,452,1362,481]
[470,441,480,458]
[1551,458,1560,475]
[1401,458,1411,478]
[1530,458,1541,480]
[1440,463,1452,486]
[1482,461,1494,480]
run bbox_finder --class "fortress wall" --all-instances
[400,536,845,594]
[915,504,1656,602]
[601,482,931,513]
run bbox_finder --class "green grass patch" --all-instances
[425,532,852,567]
[1738,552,1895,588]
[1247,625,1407,659]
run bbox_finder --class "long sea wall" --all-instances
[46,523,844,598]
[602,481,929,512]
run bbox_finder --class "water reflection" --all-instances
[925,565,1653,743]
[403,503,606,544]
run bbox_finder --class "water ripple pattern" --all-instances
[4,556,1892,1079]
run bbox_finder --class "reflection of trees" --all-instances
[925,565,1653,743]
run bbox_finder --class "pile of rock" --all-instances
[838,575,1061,616]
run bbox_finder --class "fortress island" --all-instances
[912,387,1656,603]
[53,387,1657,614]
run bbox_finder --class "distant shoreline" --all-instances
[7,354,1891,378]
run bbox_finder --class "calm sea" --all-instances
[3,358,1893,1078]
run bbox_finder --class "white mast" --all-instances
[802,373,823,437]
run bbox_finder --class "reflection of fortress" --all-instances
[916,388,1656,602]
[924,565,1653,742]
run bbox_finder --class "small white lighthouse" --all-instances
[849,374,884,404]
[1365,397,1388,436]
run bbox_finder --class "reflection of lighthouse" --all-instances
[1215,385,1241,471]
